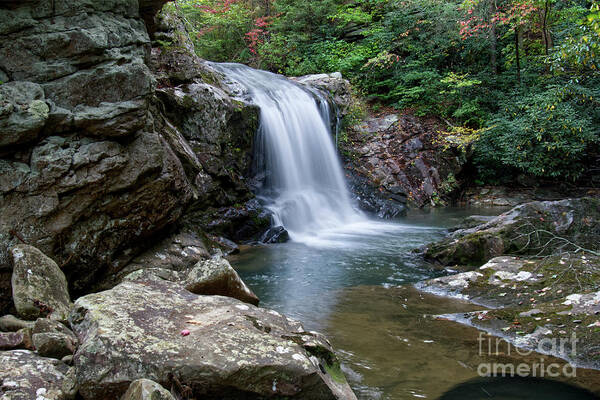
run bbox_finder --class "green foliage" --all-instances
[164,0,256,63]
[169,0,600,183]
[475,80,600,180]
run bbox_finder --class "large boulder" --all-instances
[123,257,260,306]
[423,197,600,268]
[0,350,77,399]
[70,279,356,400]
[10,245,71,321]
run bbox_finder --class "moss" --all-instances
[323,360,347,384]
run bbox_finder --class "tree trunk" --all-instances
[515,26,521,83]
[489,0,498,74]
[542,0,550,56]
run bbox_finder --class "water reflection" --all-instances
[230,208,505,329]
[225,208,600,399]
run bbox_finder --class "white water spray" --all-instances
[212,63,395,245]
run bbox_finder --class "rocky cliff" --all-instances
[0,0,268,311]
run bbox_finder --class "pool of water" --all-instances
[228,208,600,399]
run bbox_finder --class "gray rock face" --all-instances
[70,279,356,400]
[424,197,600,267]
[0,0,194,312]
[10,245,71,321]
[0,81,49,147]
[343,112,465,209]
[109,231,210,289]
[121,379,174,400]
[0,350,77,400]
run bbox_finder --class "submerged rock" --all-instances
[121,379,175,400]
[417,253,600,368]
[423,198,600,267]
[0,350,77,399]
[70,279,356,400]
[10,245,71,322]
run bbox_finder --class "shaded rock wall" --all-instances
[0,1,261,312]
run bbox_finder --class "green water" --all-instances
[229,208,600,399]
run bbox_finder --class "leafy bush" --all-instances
[475,80,600,180]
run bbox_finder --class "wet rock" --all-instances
[186,199,272,244]
[121,379,175,400]
[0,81,49,147]
[261,226,290,243]
[70,279,356,400]
[293,72,354,115]
[346,171,407,218]
[424,198,600,267]
[0,350,77,399]
[10,245,71,321]
[0,314,34,332]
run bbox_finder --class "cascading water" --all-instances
[211,63,389,245]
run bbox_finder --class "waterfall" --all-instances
[211,63,367,242]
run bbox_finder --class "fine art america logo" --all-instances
[477,333,579,378]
